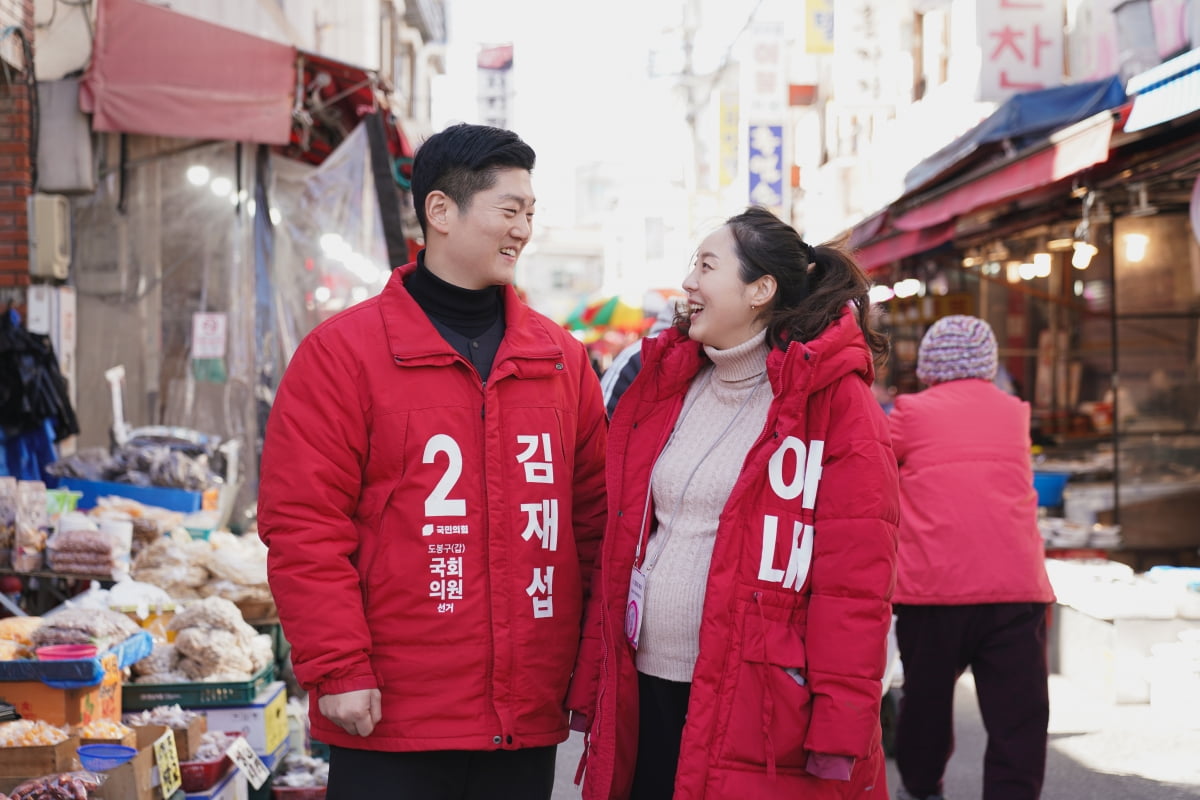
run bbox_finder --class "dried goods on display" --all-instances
[0,477,15,562]
[131,531,272,616]
[273,752,330,789]
[0,616,41,661]
[122,704,203,730]
[11,480,49,572]
[28,608,141,651]
[130,597,272,684]
[5,772,103,800]
[0,720,69,747]
[44,523,128,579]
[46,445,217,493]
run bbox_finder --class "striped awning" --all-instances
[1124,48,1200,133]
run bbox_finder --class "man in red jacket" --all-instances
[258,123,608,800]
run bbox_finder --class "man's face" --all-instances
[440,167,535,289]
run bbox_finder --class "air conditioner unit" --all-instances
[28,192,71,280]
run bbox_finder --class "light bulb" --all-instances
[1123,233,1149,263]
[1072,242,1097,269]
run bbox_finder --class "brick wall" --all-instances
[0,0,33,300]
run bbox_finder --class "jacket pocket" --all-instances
[716,594,812,770]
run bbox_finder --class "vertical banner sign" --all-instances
[719,69,740,189]
[748,125,784,215]
[976,0,1064,102]
[806,0,835,54]
[477,44,514,129]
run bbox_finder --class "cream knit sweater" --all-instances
[636,329,772,682]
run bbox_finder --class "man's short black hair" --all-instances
[411,123,536,236]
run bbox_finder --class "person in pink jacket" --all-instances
[888,315,1055,800]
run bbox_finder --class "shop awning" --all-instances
[891,111,1116,232]
[903,76,1126,193]
[80,0,297,145]
[1124,48,1200,133]
[852,220,956,273]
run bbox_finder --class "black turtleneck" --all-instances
[406,251,506,379]
[406,251,504,338]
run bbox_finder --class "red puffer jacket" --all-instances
[259,263,608,752]
[888,379,1055,606]
[568,309,899,799]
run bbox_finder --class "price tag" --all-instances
[153,729,182,799]
[226,735,271,790]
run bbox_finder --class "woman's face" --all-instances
[682,225,765,350]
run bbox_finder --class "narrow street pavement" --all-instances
[553,672,1200,799]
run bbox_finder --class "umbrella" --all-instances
[565,296,649,333]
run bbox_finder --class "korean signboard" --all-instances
[748,125,784,216]
[977,0,1064,102]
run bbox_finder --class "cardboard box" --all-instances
[186,763,249,800]
[0,654,121,727]
[0,736,81,777]
[197,682,287,757]
[174,715,209,761]
[94,744,156,800]
[131,716,207,762]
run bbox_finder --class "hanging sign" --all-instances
[191,312,228,359]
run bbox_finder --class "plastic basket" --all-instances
[77,744,137,771]
[1033,471,1070,507]
[122,663,276,710]
[181,755,233,792]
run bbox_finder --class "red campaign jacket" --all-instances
[568,309,899,800]
[258,263,608,752]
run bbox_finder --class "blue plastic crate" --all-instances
[55,477,211,513]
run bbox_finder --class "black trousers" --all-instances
[894,603,1050,800]
[630,671,692,800]
[326,743,556,800]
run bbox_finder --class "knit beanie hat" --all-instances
[917,315,998,385]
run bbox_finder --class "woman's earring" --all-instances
[751,303,757,309]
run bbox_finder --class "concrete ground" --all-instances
[553,672,1200,799]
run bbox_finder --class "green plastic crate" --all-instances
[122,664,276,710]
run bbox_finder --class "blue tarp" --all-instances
[0,630,153,688]
[904,76,1127,193]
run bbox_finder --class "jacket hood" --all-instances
[641,305,875,401]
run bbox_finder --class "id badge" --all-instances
[625,566,647,649]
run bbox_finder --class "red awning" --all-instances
[891,112,1115,232]
[852,220,957,273]
[80,0,297,145]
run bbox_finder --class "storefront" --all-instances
[36,0,420,524]
[850,55,1200,568]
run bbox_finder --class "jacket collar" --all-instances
[379,262,563,364]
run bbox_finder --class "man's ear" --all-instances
[751,275,777,307]
[426,191,453,235]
